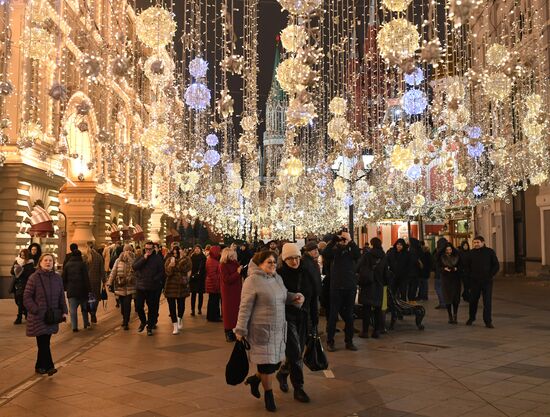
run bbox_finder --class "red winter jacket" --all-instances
[205,246,221,294]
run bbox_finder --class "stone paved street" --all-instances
[1,277,550,417]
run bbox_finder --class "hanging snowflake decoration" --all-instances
[472,185,483,197]
[206,134,219,147]
[189,57,209,79]
[111,55,131,78]
[402,89,428,115]
[467,142,485,158]
[184,83,211,111]
[144,54,174,86]
[405,164,422,181]
[404,68,424,86]
[203,149,221,167]
[466,126,482,139]
[0,80,13,96]
[48,82,67,101]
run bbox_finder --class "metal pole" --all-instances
[349,204,354,238]
[292,225,296,242]
[418,215,424,241]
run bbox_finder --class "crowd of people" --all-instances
[10,232,500,412]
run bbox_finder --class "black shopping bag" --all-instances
[225,338,250,385]
[303,335,329,371]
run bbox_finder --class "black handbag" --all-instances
[303,335,329,371]
[225,338,250,385]
[38,276,63,325]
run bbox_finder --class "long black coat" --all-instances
[358,248,390,307]
[324,240,361,290]
[62,254,91,299]
[278,261,319,326]
[190,252,206,293]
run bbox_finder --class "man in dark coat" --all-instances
[358,237,390,338]
[62,249,91,332]
[418,241,432,301]
[433,237,448,308]
[133,241,165,335]
[407,238,423,301]
[464,236,500,328]
[387,239,411,301]
[324,230,361,352]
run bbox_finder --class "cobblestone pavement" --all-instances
[1,277,550,417]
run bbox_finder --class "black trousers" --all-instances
[469,280,493,324]
[36,334,54,371]
[167,297,185,323]
[327,289,355,344]
[190,292,203,313]
[362,304,382,334]
[135,289,159,330]
[119,295,132,326]
[15,294,27,318]
[279,312,308,389]
[206,293,221,321]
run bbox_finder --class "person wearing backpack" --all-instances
[358,238,390,339]
[107,245,136,330]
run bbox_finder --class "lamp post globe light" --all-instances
[331,150,374,237]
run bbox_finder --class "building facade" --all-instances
[471,0,550,275]
[0,0,176,297]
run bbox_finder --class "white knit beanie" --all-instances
[281,243,301,261]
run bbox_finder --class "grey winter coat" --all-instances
[234,262,302,365]
[23,269,68,337]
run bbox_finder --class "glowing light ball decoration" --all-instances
[20,26,54,60]
[144,54,174,85]
[204,149,221,167]
[343,194,354,207]
[409,121,427,141]
[391,145,414,171]
[467,142,485,158]
[286,156,304,177]
[404,68,424,86]
[205,134,219,147]
[142,122,169,150]
[483,72,512,102]
[377,19,419,63]
[454,175,467,191]
[531,172,548,185]
[184,83,211,111]
[286,98,317,127]
[136,6,176,49]
[413,194,426,207]
[402,89,428,115]
[329,97,347,116]
[327,117,350,142]
[276,57,311,93]
[382,0,412,12]
[486,44,510,68]
[280,25,308,52]
[189,57,209,79]
[278,0,322,15]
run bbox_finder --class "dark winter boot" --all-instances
[264,389,276,412]
[14,316,22,325]
[294,387,310,403]
[276,371,289,393]
[245,375,261,398]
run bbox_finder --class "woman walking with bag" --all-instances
[10,249,35,324]
[24,254,67,375]
[220,247,242,342]
[234,251,304,412]
[107,244,135,330]
[164,246,192,334]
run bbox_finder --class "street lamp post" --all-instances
[331,151,374,238]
